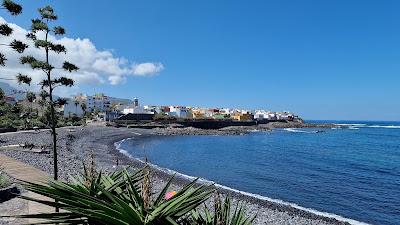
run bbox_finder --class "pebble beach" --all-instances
[0,125,356,225]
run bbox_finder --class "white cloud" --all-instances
[0,17,164,96]
[132,62,164,76]
[108,75,126,85]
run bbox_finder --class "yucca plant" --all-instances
[190,193,256,225]
[11,166,215,225]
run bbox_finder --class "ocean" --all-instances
[118,121,400,225]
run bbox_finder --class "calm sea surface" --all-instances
[119,121,400,225]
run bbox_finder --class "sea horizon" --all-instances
[306,119,400,123]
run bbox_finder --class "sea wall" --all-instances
[115,119,297,129]
[177,120,256,129]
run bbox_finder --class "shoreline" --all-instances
[0,125,366,225]
[104,128,364,225]
[149,121,342,136]
[111,135,366,225]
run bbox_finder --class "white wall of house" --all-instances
[122,106,153,115]
[169,106,177,113]
[277,112,293,120]
[63,93,113,118]
[96,111,121,121]
[167,107,192,118]
[254,110,268,120]
[84,95,111,113]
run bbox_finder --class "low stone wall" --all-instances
[0,128,18,133]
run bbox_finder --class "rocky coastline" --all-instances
[0,123,357,225]
[150,121,341,136]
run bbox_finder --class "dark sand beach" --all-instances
[0,125,360,225]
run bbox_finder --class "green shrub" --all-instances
[15,167,214,224]
[191,194,256,225]
[11,166,256,225]
[0,169,10,189]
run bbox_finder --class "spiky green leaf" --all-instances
[9,39,28,53]
[53,26,65,35]
[20,55,37,65]
[16,73,32,85]
[0,23,12,36]
[34,39,51,49]
[39,5,57,20]
[30,60,54,71]
[0,52,6,66]
[31,19,48,32]
[50,43,66,54]
[2,0,22,16]
[62,61,79,72]
[26,32,37,40]
[53,77,74,87]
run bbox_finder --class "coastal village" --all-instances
[2,91,299,124]
[0,1,393,225]
[60,93,298,123]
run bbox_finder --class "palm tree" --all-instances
[74,100,79,116]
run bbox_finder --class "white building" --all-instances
[168,106,192,118]
[122,98,154,115]
[95,111,121,121]
[254,110,268,120]
[144,105,163,114]
[63,93,120,118]
[86,93,111,112]
[276,112,294,121]
[254,110,278,120]
[123,106,151,115]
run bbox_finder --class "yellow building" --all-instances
[192,111,205,119]
[232,112,254,121]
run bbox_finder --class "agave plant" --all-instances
[190,193,256,225]
[13,166,215,225]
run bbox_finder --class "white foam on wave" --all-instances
[114,138,135,159]
[368,125,400,129]
[334,123,367,126]
[114,138,369,225]
[348,127,360,130]
[283,128,320,134]
[334,123,400,129]
[284,128,308,133]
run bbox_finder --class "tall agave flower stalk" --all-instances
[6,155,256,225]
[141,166,151,209]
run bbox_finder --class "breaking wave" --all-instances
[334,123,400,129]
[284,128,321,133]
[368,125,400,129]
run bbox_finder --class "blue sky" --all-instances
[3,0,400,121]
